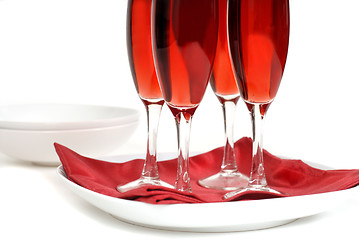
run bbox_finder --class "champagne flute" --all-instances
[225,0,290,198]
[152,0,219,192]
[198,0,248,190]
[117,0,172,192]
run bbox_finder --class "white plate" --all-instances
[56,154,359,232]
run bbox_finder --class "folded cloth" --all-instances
[55,137,359,204]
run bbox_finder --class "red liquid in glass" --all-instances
[229,0,290,104]
[127,0,163,101]
[152,0,219,110]
[210,0,239,101]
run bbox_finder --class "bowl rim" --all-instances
[0,117,139,133]
[0,103,140,131]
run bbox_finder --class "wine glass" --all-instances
[198,0,248,190]
[117,0,172,192]
[225,0,290,198]
[152,0,219,192]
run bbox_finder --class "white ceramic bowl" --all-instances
[0,103,139,130]
[0,104,140,165]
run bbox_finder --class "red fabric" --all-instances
[55,137,359,204]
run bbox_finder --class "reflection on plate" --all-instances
[57,154,358,232]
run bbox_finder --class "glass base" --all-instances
[117,177,173,193]
[198,171,249,191]
[223,184,281,199]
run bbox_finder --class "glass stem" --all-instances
[174,111,193,192]
[248,103,268,188]
[141,102,163,181]
[220,100,238,173]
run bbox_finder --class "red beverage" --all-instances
[127,0,162,101]
[210,0,239,101]
[152,0,219,110]
[229,0,290,104]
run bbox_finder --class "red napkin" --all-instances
[55,137,359,204]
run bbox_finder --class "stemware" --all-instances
[117,0,172,192]
[198,0,248,190]
[225,0,290,198]
[152,0,219,192]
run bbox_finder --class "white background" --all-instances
[1,0,359,239]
